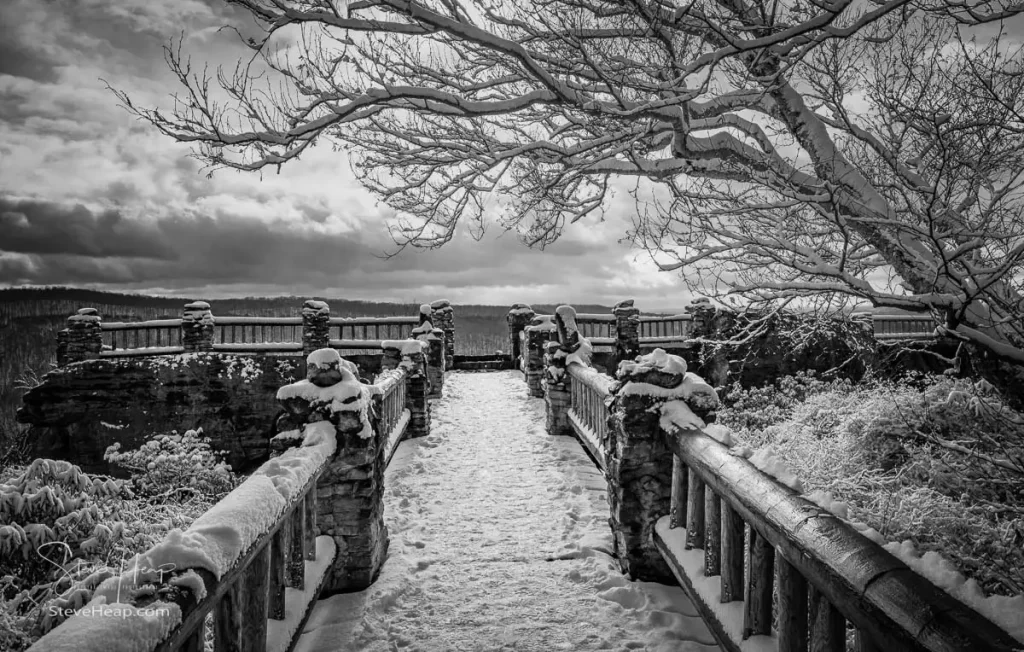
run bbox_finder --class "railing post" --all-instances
[430,300,455,370]
[412,305,445,399]
[280,348,388,594]
[60,308,103,365]
[606,377,675,582]
[524,315,555,397]
[381,341,430,438]
[181,301,214,352]
[302,300,331,355]
[613,299,640,367]
[506,304,536,369]
[544,341,572,436]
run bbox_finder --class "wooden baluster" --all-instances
[240,544,271,651]
[685,471,705,549]
[777,551,808,652]
[743,527,774,639]
[854,630,881,652]
[305,489,317,561]
[704,489,721,576]
[145,328,150,349]
[214,578,243,651]
[269,525,287,620]
[670,455,688,528]
[288,505,306,590]
[809,586,845,652]
[182,621,204,652]
[721,503,744,602]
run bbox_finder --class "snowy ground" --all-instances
[295,371,720,652]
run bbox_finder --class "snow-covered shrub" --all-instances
[104,429,237,500]
[1,449,235,650]
[721,373,1024,598]
[0,460,129,645]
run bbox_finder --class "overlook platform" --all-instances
[294,371,720,652]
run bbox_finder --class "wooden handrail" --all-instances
[30,439,333,652]
[657,429,1020,652]
[375,368,411,468]
[566,364,613,472]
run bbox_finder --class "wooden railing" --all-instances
[31,437,332,652]
[375,368,411,467]
[869,314,935,340]
[566,364,612,471]
[330,316,417,342]
[575,313,616,340]
[95,316,420,358]
[655,429,1019,652]
[639,314,693,343]
[101,319,182,351]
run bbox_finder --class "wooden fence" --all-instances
[31,366,417,652]
[563,361,1019,652]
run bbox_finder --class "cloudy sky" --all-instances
[0,0,689,310]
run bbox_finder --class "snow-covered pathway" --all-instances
[295,371,720,652]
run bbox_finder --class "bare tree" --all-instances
[110,0,1024,388]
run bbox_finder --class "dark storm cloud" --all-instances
[0,197,175,259]
[0,195,622,293]
[0,13,62,84]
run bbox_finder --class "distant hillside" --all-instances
[0,287,614,321]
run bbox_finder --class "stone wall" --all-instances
[17,354,302,474]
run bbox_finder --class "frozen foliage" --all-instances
[92,474,286,600]
[104,429,235,499]
[294,372,718,652]
[0,459,127,563]
[712,416,1023,642]
[30,601,183,652]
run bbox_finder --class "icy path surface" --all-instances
[295,371,720,652]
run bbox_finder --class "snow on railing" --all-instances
[374,367,411,467]
[56,301,446,363]
[656,426,1021,652]
[566,364,613,471]
[29,425,336,652]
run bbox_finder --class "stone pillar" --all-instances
[524,316,555,398]
[279,348,387,593]
[381,341,430,438]
[543,340,572,436]
[62,308,103,365]
[606,383,675,583]
[181,301,214,352]
[613,299,641,369]
[430,300,455,370]
[506,304,536,369]
[421,330,445,399]
[302,300,331,355]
